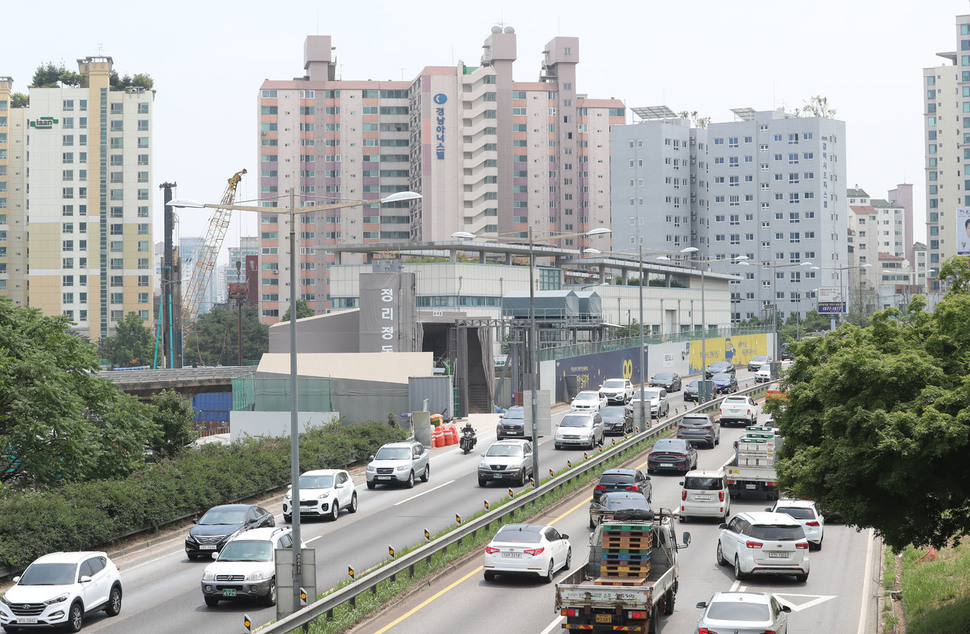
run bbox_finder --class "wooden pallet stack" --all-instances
[737,427,778,467]
[592,521,653,585]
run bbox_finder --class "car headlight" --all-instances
[478,461,488,470]
[396,465,409,471]
[283,491,291,500]
[506,462,521,470]
[317,492,330,499]
[1,594,11,606]
[45,593,69,606]
[202,569,216,581]
[366,465,376,472]
[245,570,266,581]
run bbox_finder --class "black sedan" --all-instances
[647,438,698,474]
[185,503,275,560]
[704,361,736,379]
[600,405,633,435]
[592,468,652,504]
[650,371,682,392]
[684,379,700,402]
[589,491,653,528]
[711,372,739,394]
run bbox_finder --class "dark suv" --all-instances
[496,406,526,440]
[677,414,720,448]
[647,438,698,474]
[592,468,652,504]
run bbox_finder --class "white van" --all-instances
[679,469,730,521]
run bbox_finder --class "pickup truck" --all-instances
[718,394,759,426]
[555,509,690,633]
[726,426,783,499]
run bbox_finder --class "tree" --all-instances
[280,298,314,322]
[147,390,197,459]
[0,298,159,487]
[99,311,155,368]
[183,304,268,366]
[10,93,28,108]
[799,95,836,118]
[772,258,970,549]
[110,72,154,90]
[30,63,81,88]
[678,110,711,129]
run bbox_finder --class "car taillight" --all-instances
[682,490,687,501]
[561,608,578,617]
[628,611,648,620]
[699,629,712,634]
[806,520,820,526]
[485,546,499,554]
[718,491,725,502]
[703,425,712,431]
[796,541,809,550]
[745,540,763,549]
[594,484,606,491]
[625,485,639,491]
[524,547,545,556]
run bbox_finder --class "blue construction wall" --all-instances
[554,348,643,402]
[193,392,233,422]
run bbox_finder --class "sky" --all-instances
[3,0,965,259]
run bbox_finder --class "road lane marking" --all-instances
[540,616,565,634]
[730,580,743,592]
[774,593,837,611]
[126,549,188,571]
[392,480,456,506]
[373,566,483,634]
[857,528,875,634]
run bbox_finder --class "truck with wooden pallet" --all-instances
[554,509,689,633]
[725,425,784,499]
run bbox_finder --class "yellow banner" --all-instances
[687,334,768,374]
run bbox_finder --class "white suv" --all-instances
[598,378,634,404]
[366,440,430,489]
[0,551,123,632]
[283,468,358,523]
[201,526,300,607]
[679,470,730,521]
[717,511,810,582]
[767,499,825,550]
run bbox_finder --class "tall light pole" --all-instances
[746,260,813,361]
[638,244,646,430]
[174,188,421,615]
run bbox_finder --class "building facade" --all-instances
[611,107,847,325]
[255,29,622,323]
[0,58,154,342]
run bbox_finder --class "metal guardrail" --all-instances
[260,382,768,633]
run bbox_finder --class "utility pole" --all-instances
[159,182,177,369]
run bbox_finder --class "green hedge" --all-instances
[0,421,406,571]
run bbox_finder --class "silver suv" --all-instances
[478,439,534,487]
[366,440,430,489]
[201,526,299,607]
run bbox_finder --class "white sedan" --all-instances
[570,390,607,412]
[483,523,572,583]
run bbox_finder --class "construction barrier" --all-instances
[446,424,459,445]
[432,425,445,448]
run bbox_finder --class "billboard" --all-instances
[358,272,418,353]
[817,286,846,314]
[958,207,970,256]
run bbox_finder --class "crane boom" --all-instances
[180,169,247,344]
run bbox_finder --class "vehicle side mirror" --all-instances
[79,575,93,584]
[718,523,728,530]
[733,441,739,449]
[765,507,773,512]
[678,481,684,486]
[681,531,691,547]
[781,605,792,613]
[561,534,569,540]
[12,576,20,583]
[369,454,375,461]
[335,483,343,488]
[212,552,219,560]
[696,601,708,609]
[287,484,292,491]
[192,518,199,524]
[480,452,485,457]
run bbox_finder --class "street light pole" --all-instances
[528,227,539,483]
[638,244,646,430]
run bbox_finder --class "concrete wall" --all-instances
[229,411,340,442]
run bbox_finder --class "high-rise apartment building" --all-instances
[0,58,154,342]
[611,108,847,324]
[0,77,28,305]
[256,30,622,322]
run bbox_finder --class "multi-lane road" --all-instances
[70,368,878,633]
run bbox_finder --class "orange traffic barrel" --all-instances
[432,425,444,448]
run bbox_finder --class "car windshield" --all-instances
[752,356,768,363]
[640,389,662,400]
[18,563,76,586]
[775,507,816,520]
[199,508,247,525]
[686,380,699,390]
[493,526,542,543]
[600,406,627,417]
[712,373,733,382]
[299,474,334,489]
[218,540,274,562]
[375,447,411,460]
[706,601,770,621]
[575,392,599,402]
[602,380,625,388]
[559,415,592,428]
[653,373,674,381]
[486,444,524,457]
[652,439,686,452]
[681,417,710,426]
[748,524,805,541]
[604,496,650,511]
[723,396,747,404]
[504,408,524,420]
[709,362,729,370]
[684,476,724,490]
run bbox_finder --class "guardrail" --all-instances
[261,382,768,633]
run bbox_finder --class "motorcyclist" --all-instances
[462,422,476,439]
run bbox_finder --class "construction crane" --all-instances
[180,168,247,345]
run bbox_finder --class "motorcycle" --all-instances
[459,428,477,454]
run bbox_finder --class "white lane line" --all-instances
[857,528,876,634]
[540,615,565,634]
[730,580,743,592]
[306,535,322,544]
[393,480,456,506]
[125,549,187,571]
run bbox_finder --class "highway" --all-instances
[68,368,875,633]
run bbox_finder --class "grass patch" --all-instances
[881,547,898,633]
[899,538,970,634]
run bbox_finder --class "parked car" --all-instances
[683,379,700,403]
[554,411,605,450]
[496,405,526,440]
[366,440,430,489]
[570,390,607,412]
[483,523,571,583]
[711,372,739,394]
[649,371,682,392]
[600,405,634,435]
[185,504,275,560]
[705,361,736,379]
[589,491,652,528]
[716,511,810,581]
[282,469,357,523]
[592,467,652,505]
[478,439,534,487]
[767,499,825,550]
[631,387,669,418]
[747,355,773,371]
[754,366,773,383]
[679,470,731,521]
[0,551,122,631]
[598,378,634,404]
[677,413,720,448]
[695,592,791,634]
[647,438,698,474]
[201,526,302,607]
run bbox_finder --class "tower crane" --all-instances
[179,168,247,345]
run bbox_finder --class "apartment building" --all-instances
[0,77,28,306]
[0,58,154,342]
[612,107,847,324]
[255,29,623,322]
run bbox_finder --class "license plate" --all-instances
[378,476,392,480]
[222,588,237,597]
[746,484,757,489]
[595,614,613,623]
[694,495,711,500]
[18,618,37,624]
[200,545,217,550]
[661,463,673,467]
[768,552,788,559]
[493,474,502,479]
[503,552,521,558]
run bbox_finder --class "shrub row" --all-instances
[0,421,406,571]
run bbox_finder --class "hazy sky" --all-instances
[3,0,964,255]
